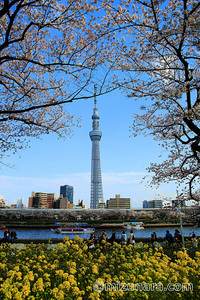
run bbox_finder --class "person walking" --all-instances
[101,230,107,242]
[88,232,95,248]
[192,232,198,248]
[121,231,127,246]
[128,230,135,246]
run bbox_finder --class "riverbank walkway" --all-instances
[1,235,198,244]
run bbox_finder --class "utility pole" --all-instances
[175,190,185,248]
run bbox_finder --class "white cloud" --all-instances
[102,171,147,185]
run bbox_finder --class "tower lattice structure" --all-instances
[89,87,104,209]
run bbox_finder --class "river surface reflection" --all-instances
[0,226,199,240]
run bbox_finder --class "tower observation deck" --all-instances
[89,87,104,209]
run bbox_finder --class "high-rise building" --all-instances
[60,185,74,204]
[29,192,57,208]
[143,200,149,208]
[148,199,163,208]
[89,86,104,209]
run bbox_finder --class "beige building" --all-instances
[106,194,131,209]
[97,198,105,209]
[59,196,70,209]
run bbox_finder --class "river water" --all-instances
[0,226,199,240]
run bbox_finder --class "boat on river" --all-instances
[51,227,95,234]
[123,223,144,230]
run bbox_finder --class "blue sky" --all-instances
[0,89,177,208]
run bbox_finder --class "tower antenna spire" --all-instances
[94,84,97,109]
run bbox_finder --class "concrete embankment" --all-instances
[2,223,195,230]
[98,223,194,228]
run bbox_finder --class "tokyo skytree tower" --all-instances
[89,86,104,209]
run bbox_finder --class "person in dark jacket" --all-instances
[151,231,157,249]
[151,231,157,242]
[2,228,10,243]
[165,230,173,246]
[10,229,17,243]
[109,229,116,245]
[174,229,182,245]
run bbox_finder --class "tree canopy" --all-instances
[0,0,115,159]
[98,0,200,200]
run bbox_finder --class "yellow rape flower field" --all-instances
[0,236,199,300]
